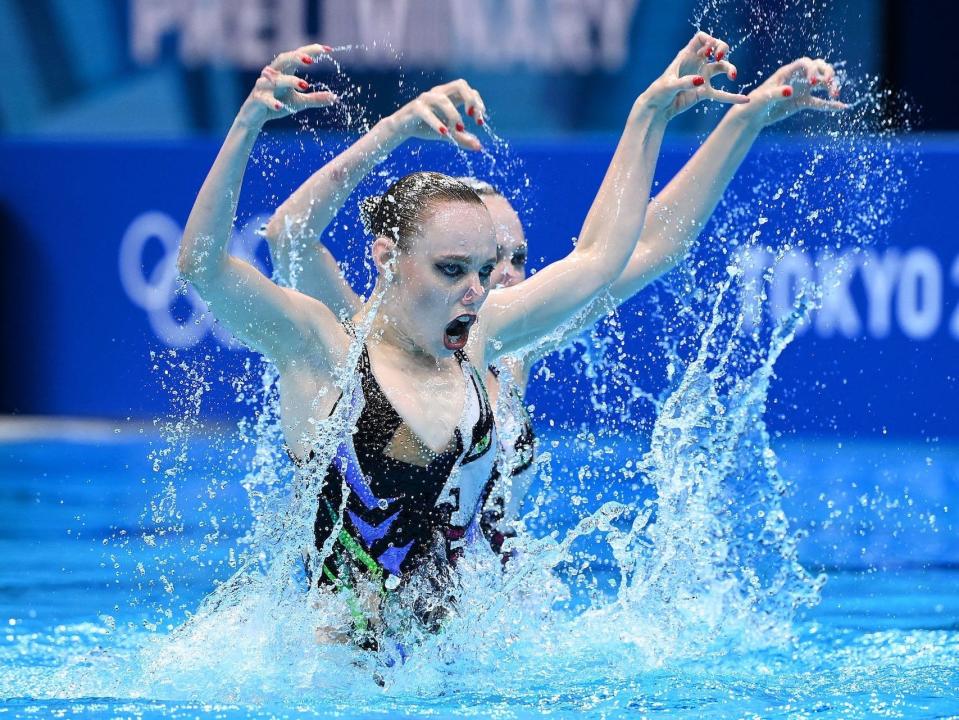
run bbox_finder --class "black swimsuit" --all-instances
[293,337,497,597]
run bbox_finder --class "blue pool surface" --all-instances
[0,433,957,719]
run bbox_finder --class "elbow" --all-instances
[261,215,299,263]
[176,240,218,292]
[562,246,619,295]
[176,244,201,285]
[176,246,195,282]
[589,245,634,288]
[261,215,282,245]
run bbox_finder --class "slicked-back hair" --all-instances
[358,171,486,251]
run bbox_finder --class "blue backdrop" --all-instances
[0,133,955,438]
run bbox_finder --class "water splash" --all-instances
[5,2,936,712]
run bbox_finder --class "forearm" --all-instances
[264,118,403,277]
[610,105,762,301]
[485,101,666,357]
[572,100,668,289]
[178,120,261,287]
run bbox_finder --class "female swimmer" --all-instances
[261,53,845,552]
[177,35,747,633]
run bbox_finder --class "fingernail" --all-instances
[810,77,818,85]
[477,117,484,126]
[455,122,465,132]
[301,55,313,64]
[716,50,725,61]
[782,87,793,97]
[467,106,475,117]
[706,46,713,56]
[693,76,705,86]
[438,125,448,135]
[298,80,309,90]
[322,45,333,52]
[730,70,737,80]
[274,101,283,110]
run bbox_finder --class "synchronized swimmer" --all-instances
[177,33,843,645]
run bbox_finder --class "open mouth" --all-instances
[443,313,477,351]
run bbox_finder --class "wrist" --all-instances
[629,95,670,129]
[371,116,407,152]
[231,111,266,138]
[725,103,766,135]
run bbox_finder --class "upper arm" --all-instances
[492,200,683,362]
[481,251,607,361]
[188,255,342,369]
[608,199,684,303]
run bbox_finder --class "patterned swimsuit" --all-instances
[292,335,497,630]
[480,363,536,556]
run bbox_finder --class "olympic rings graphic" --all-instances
[119,210,271,348]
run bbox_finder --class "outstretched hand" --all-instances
[736,57,847,127]
[386,79,487,151]
[236,44,339,128]
[641,32,750,120]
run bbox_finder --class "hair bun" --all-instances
[355,172,485,250]
[358,194,383,236]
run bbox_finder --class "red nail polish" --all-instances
[716,50,725,61]
[467,106,475,117]
[477,118,484,126]
[706,46,713,56]
[811,77,818,85]
[438,125,448,135]
[301,55,313,64]
[274,101,283,110]
[455,122,465,132]
[782,87,793,97]
[730,70,737,80]
[693,76,705,86]
[298,80,308,90]
[322,45,333,52]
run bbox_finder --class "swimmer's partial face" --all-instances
[385,200,496,356]
[484,194,528,289]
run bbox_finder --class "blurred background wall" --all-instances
[0,0,922,139]
[0,0,955,440]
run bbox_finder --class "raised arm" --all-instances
[523,57,846,359]
[611,56,846,299]
[482,32,748,359]
[177,46,341,368]
[262,80,488,318]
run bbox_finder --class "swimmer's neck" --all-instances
[355,302,452,372]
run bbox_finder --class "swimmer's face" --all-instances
[381,200,497,357]
[484,194,528,289]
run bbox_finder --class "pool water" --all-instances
[0,434,957,719]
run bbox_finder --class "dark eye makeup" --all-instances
[436,263,466,278]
